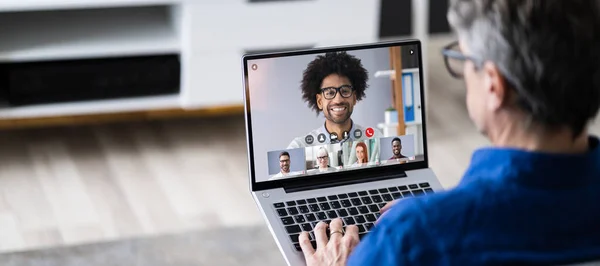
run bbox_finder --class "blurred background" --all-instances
[0,1,596,266]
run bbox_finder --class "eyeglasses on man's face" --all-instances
[320,85,354,100]
[441,41,483,79]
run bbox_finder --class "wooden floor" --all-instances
[0,36,598,254]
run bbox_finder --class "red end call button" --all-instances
[365,127,374,138]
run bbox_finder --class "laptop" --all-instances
[241,39,444,266]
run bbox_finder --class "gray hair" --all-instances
[447,0,600,137]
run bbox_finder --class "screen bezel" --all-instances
[242,39,429,192]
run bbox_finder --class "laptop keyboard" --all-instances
[272,182,434,251]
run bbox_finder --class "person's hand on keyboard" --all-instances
[380,200,398,214]
[299,218,359,266]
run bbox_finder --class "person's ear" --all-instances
[483,61,508,112]
[316,94,323,110]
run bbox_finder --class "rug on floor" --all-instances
[0,225,287,266]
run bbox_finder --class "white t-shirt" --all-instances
[268,170,303,181]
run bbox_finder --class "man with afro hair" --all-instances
[287,51,383,151]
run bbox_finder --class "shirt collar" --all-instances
[460,136,600,189]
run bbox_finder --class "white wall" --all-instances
[180,0,381,108]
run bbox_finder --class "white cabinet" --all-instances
[0,0,429,119]
[179,0,379,108]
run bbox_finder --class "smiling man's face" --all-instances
[316,74,357,124]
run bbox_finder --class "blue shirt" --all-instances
[348,136,600,265]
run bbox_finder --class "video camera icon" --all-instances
[330,133,338,141]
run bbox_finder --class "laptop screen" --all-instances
[244,41,426,183]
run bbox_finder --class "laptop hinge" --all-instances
[283,171,407,194]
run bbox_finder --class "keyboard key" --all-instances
[330,201,341,209]
[371,195,383,203]
[281,217,294,225]
[355,215,366,224]
[351,198,362,206]
[286,201,297,206]
[378,188,389,193]
[327,195,338,200]
[288,207,299,215]
[298,205,310,214]
[343,217,356,225]
[368,189,379,195]
[425,188,434,194]
[311,222,319,228]
[361,197,373,204]
[359,232,368,240]
[398,185,408,191]
[316,212,327,220]
[419,182,431,188]
[365,214,376,222]
[296,199,307,205]
[402,191,413,197]
[337,209,349,217]
[317,197,327,202]
[382,194,393,202]
[409,184,419,189]
[364,223,374,230]
[388,187,399,192]
[348,207,359,215]
[357,224,366,233]
[277,209,288,217]
[274,202,285,208]
[290,234,299,243]
[375,213,381,219]
[301,223,312,231]
[392,192,402,199]
[378,203,387,208]
[294,215,306,223]
[306,213,316,222]
[309,204,320,212]
[307,198,317,203]
[337,193,348,199]
[326,211,338,219]
[348,192,358,197]
[341,199,352,207]
[368,204,379,212]
[358,191,368,196]
[358,206,369,214]
[294,241,317,251]
[413,189,425,196]
[319,203,331,210]
[286,225,302,234]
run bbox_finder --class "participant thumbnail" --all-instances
[267,148,306,181]
[379,135,415,165]
[304,144,342,175]
[342,139,380,169]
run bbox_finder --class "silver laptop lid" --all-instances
[242,40,430,192]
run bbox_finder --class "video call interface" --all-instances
[247,44,425,182]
